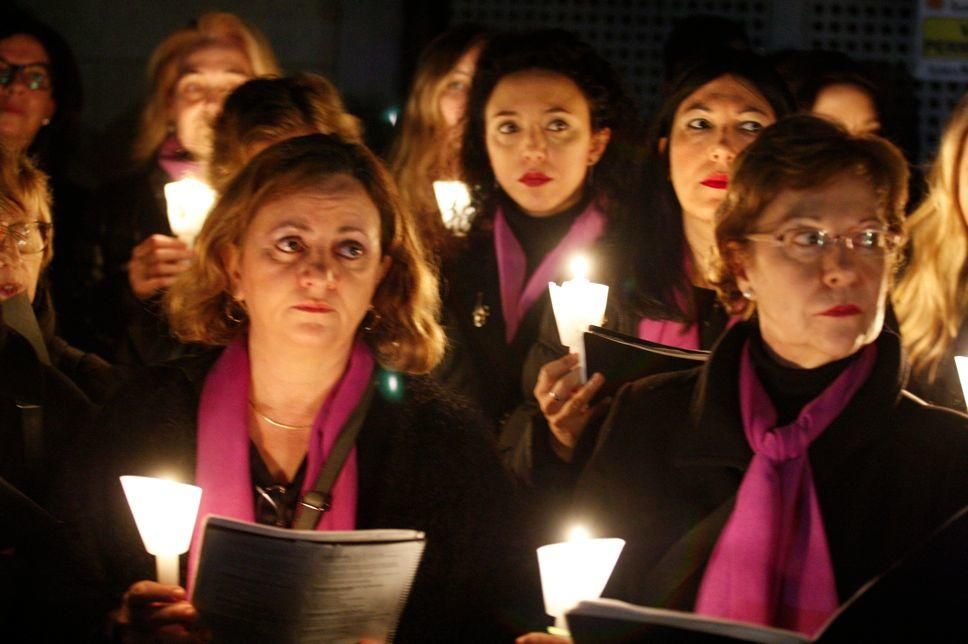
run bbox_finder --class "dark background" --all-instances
[11,0,966,185]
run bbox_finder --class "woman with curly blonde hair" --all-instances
[893,93,968,410]
[65,134,542,642]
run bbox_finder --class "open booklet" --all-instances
[192,515,425,644]
[567,504,968,643]
[583,326,708,401]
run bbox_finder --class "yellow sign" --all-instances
[922,17,968,58]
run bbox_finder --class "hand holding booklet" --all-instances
[191,515,425,643]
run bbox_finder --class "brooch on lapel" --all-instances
[472,292,490,328]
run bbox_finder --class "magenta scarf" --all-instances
[187,336,374,589]
[493,202,606,343]
[694,341,877,635]
[157,134,201,181]
[637,316,701,350]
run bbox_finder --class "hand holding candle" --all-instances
[164,177,216,248]
[120,475,202,586]
[537,525,625,634]
[549,255,609,382]
[432,180,473,232]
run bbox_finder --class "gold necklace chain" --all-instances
[248,400,313,431]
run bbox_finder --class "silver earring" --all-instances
[41,118,51,126]
[362,305,381,333]
[226,297,247,324]
[741,288,755,300]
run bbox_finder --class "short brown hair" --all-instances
[166,134,445,374]
[208,73,363,193]
[0,147,53,268]
[712,114,909,316]
[132,12,280,163]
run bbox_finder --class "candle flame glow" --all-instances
[567,524,592,542]
[569,255,590,281]
[955,356,968,412]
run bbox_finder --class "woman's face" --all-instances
[0,212,45,303]
[438,44,481,129]
[812,83,880,136]
[735,173,891,369]
[227,176,390,354]
[666,74,775,226]
[485,69,610,217]
[169,43,252,161]
[0,34,56,152]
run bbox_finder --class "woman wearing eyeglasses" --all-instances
[574,116,968,638]
[89,12,279,365]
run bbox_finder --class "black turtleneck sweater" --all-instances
[748,330,861,426]
[500,193,591,279]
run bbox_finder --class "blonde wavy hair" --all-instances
[389,26,486,255]
[0,147,53,268]
[713,115,909,317]
[893,94,968,381]
[132,12,279,163]
[208,73,363,193]
[167,134,445,374]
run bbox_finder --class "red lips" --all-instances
[294,302,334,313]
[519,172,551,187]
[700,173,729,190]
[819,304,861,317]
[0,282,25,300]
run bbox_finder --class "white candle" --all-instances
[548,255,609,382]
[164,177,216,248]
[955,356,968,412]
[432,180,473,232]
[120,475,202,586]
[537,525,625,633]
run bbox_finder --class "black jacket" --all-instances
[89,163,197,366]
[575,323,968,628]
[58,350,545,641]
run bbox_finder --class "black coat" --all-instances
[575,323,968,623]
[89,163,196,366]
[58,350,545,641]
[0,321,96,640]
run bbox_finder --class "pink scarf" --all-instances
[157,135,200,181]
[637,316,701,350]
[187,336,374,589]
[694,341,877,635]
[493,202,606,343]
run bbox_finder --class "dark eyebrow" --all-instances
[680,101,770,117]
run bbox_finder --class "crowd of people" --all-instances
[1,7,967,642]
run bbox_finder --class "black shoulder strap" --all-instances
[292,378,378,530]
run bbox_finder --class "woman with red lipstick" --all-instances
[440,29,640,432]
[504,52,793,500]
[60,135,543,641]
[574,116,968,639]
[88,12,279,365]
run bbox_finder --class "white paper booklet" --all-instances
[192,515,425,644]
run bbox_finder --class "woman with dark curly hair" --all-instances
[441,29,641,429]
[502,52,794,501]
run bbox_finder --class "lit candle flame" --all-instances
[567,525,591,542]
[569,255,590,281]
[955,356,968,412]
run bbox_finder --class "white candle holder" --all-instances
[955,356,968,412]
[537,526,624,634]
[164,177,216,248]
[120,475,202,586]
[432,180,473,232]
[548,256,609,382]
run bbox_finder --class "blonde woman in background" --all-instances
[894,93,968,410]
[89,12,278,365]
[390,25,486,262]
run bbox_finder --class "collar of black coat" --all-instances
[0,319,46,405]
[672,320,909,483]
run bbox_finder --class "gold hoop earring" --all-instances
[226,297,247,324]
[362,305,382,333]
